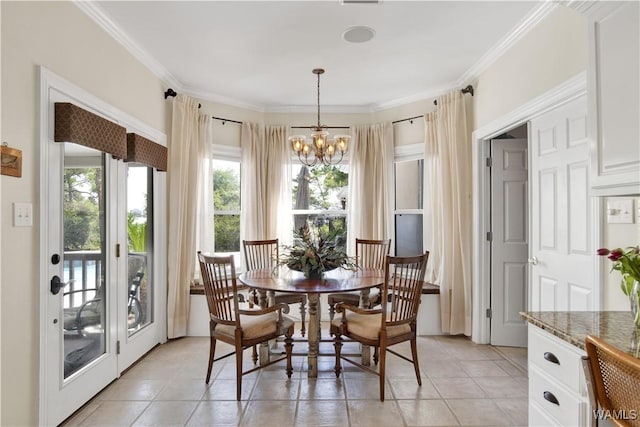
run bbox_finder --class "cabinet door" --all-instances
[588,1,640,195]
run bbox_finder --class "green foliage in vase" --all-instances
[597,246,640,296]
[280,224,356,278]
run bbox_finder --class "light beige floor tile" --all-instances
[240,400,296,427]
[388,377,441,400]
[78,401,150,426]
[60,400,101,426]
[446,399,512,426]
[431,377,486,399]
[472,376,528,398]
[132,401,198,426]
[493,397,528,426]
[99,379,167,401]
[201,378,256,401]
[298,379,346,400]
[186,401,245,427]
[493,359,527,376]
[397,399,460,426]
[344,378,391,400]
[251,378,300,400]
[346,400,405,427]
[459,360,510,377]
[295,400,349,426]
[154,379,208,401]
[422,360,469,378]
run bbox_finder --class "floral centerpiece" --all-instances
[597,246,640,326]
[279,225,357,279]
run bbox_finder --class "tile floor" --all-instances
[62,326,528,427]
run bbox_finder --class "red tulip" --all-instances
[608,250,623,261]
[597,248,610,256]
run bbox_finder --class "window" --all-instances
[291,164,348,250]
[394,159,424,256]
[212,159,241,264]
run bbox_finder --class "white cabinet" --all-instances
[527,324,591,426]
[587,1,640,196]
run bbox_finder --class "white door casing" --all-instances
[490,138,528,347]
[529,95,596,312]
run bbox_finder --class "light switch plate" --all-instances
[14,202,33,227]
[607,198,634,224]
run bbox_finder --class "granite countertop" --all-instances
[521,311,640,357]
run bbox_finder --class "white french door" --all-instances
[40,69,165,426]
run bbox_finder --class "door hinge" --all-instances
[486,308,492,318]
[116,340,121,355]
[116,243,121,258]
[486,157,492,167]
[486,231,493,242]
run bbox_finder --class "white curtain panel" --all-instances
[347,123,394,256]
[424,90,473,336]
[240,124,291,242]
[167,94,213,338]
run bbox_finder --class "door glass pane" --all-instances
[127,164,153,336]
[62,143,106,378]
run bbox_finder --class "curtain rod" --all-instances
[164,88,242,125]
[392,85,475,125]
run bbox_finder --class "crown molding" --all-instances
[179,86,266,113]
[456,1,558,87]
[73,1,181,90]
[371,83,454,111]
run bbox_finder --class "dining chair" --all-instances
[327,238,391,321]
[330,252,429,401]
[582,334,640,427]
[197,252,294,400]
[243,239,307,336]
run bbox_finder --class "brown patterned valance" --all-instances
[54,103,127,159]
[126,133,167,171]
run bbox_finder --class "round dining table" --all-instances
[237,267,384,378]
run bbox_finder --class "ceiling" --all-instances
[88,1,542,112]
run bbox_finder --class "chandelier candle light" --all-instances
[289,69,350,167]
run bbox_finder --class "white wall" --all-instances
[473,6,587,129]
[602,197,640,310]
[1,3,167,425]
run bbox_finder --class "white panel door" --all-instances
[491,138,528,347]
[530,95,596,312]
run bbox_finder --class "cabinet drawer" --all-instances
[530,365,582,427]
[529,400,561,427]
[528,324,584,392]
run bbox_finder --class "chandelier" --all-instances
[289,68,350,167]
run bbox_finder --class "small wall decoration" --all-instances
[606,197,634,224]
[0,144,22,178]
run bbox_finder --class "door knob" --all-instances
[50,276,74,295]
[527,256,538,265]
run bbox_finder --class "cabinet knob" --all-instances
[543,351,560,365]
[543,391,560,405]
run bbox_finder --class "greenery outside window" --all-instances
[291,163,348,251]
[213,159,241,266]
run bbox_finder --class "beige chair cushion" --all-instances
[214,312,294,340]
[331,311,411,341]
